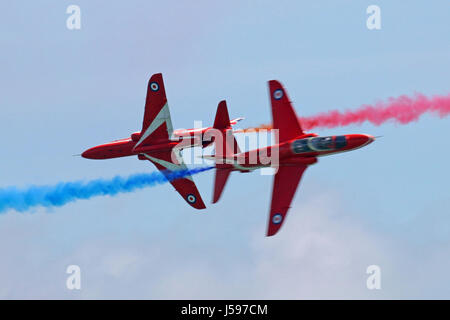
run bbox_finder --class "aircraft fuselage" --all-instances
[82,127,215,160]
[222,133,375,170]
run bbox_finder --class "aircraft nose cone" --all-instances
[81,148,98,159]
[347,134,375,148]
[356,134,375,144]
[81,150,91,159]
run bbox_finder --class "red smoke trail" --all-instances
[237,93,450,132]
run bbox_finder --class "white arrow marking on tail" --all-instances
[135,102,174,148]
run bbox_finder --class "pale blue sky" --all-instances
[0,1,449,298]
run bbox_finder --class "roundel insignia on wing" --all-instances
[272,213,283,224]
[186,194,197,204]
[149,82,159,92]
[273,89,283,100]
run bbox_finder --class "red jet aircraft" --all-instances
[206,80,376,236]
[82,73,243,210]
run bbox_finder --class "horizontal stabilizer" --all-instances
[230,117,244,125]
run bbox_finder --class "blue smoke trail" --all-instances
[0,166,213,214]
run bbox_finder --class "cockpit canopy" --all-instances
[292,135,347,153]
[310,136,334,151]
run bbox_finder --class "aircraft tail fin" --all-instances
[268,80,304,142]
[209,101,240,203]
[213,100,232,130]
[213,100,241,157]
[213,167,232,203]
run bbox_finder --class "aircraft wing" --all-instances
[268,80,304,142]
[142,150,206,210]
[134,73,174,149]
[267,165,307,236]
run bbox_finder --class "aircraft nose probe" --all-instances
[368,135,382,142]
